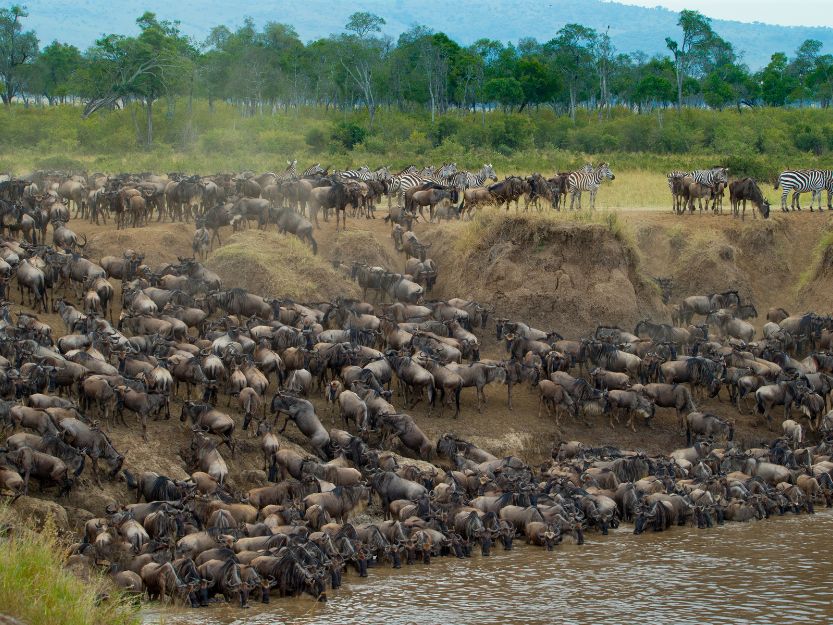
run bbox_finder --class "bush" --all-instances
[794,125,825,155]
[304,127,327,150]
[332,122,367,150]
[429,117,461,147]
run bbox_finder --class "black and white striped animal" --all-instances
[302,163,326,178]
[449,164,498,191]
[276,160,298,182]
[389,163,457,205]
[568,163,615,210]
[775,169,833,212]
[667,167,728,190]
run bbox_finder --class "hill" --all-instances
[23,0,833,69]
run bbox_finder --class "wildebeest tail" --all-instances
[755,392,765,415]
[684,386,696,412]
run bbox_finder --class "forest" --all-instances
[2,5,833,180]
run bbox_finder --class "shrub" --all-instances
[332,122,367,150]
[304,127,327,150]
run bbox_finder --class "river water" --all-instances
[143,510,833,625]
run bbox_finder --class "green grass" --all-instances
[798,227,833,290]
[1,100,831,211]
[0,506,139,625]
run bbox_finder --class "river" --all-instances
[143,509,833,625]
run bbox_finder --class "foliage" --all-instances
[332,120,367,150]
[0,4,38,104]
[3,102,833,180]
[0,505,139,625]
[6,7,833,125]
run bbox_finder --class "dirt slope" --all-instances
[12,207,833,529]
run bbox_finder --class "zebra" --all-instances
[775,169,833,212]
[667,167,728,189]
[336,165,371,182]
[448,164,498,191]
[302,163,326,178]
[567,163,615,210]
[388,163,457,208]
[666,167,728,213]
[275,160,298,183]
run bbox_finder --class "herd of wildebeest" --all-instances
[0,165,833,611]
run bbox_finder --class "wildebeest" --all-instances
[729,177,770,220]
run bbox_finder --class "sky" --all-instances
[615,0,833,27]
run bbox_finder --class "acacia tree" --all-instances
[665,10,715,109]
[0,5,38,105]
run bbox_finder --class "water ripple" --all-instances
[143,510,833,625]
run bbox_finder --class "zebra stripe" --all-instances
[776,169,833,211]
[567,163,615,210]
[302,163,325,177]
[276,160,298,182]
[666,168,727,190]
[448,164,497,190]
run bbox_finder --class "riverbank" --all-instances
[0,506,138,625]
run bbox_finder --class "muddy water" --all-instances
[144,510,833,625]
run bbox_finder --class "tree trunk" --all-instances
[675,62,683,110]
[569,85,577,121]
[145,98,153,148]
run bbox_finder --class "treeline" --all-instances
[3,103,833,184]
[3,5,833,143]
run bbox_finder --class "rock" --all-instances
[11,497,69,530]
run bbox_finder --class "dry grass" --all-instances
[207,229,359,301]
[455,207,639,257]
[0,505,138,625]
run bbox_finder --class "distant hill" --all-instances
[23,0,833,68]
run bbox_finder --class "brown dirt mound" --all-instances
[207,230,359,301]
[83,222,194,264]
[327,229,397,269]
[428,213,664,337]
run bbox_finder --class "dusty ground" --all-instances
[12,204,833,528]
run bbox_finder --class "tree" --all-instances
[83,12,194,146]
[545,24,597,121]
[789,39,823,103]
[339,13,387,129]
[516,56,559,111]
[345,12,385,40]
[595,27,614,118]
[665,10,715,109]
[808,54,833,107]
[30,41,82,104]
[759,52,796,106]
[483,76,522,110]
[0,5,38,105]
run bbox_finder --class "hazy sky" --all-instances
[615,1,833,27]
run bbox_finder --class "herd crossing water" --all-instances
[145,510,833,625]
